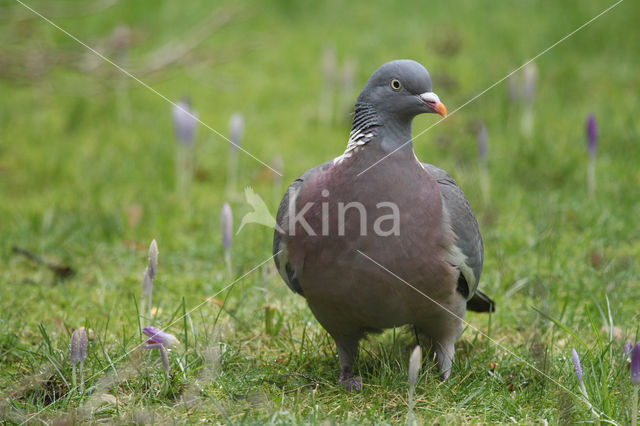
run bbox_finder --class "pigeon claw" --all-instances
[338,366,361,391]
[339,376,362,391]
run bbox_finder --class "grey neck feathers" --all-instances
[378,115,413,155]
[346,103,413,156]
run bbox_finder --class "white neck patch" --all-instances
[333,129,375,165]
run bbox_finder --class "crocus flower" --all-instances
[632,343,640,386]
[585,114,598,198]
[173,99,197,194]
[476,122,490,205]
[143,326,180,348]
[522,63,538,104]
[572,348,583,383]
[228,113,244,150]
[585,114,597,158]
[477,122,488,166]
[141,240,158,328]
[221,203,233,251]
[221,203,233,279]
[625,341,633,358]
[70,328,87,364]
[70,327,88,392]
[632,343,640,426]
[520,63,537,137]
[226,114,243,195]
[572,348,593,412]
[172,98,197,146]
[142,326,179,373]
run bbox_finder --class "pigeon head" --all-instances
[357,60,447,121]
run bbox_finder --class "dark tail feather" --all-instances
[467,290,495,313]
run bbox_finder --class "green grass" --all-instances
[1,0,640,422]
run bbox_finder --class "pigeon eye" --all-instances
[390,79,402,91]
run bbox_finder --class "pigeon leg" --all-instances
[333,333,362,391]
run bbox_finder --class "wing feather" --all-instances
[273,161,333,296]
[422,163,484,298]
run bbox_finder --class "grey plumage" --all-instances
[422,163,493,312]
[273,60,494,388]
[273,160,332,295]
[273,179,302,294]
[421,165,481,296]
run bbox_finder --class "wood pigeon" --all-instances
[273,59,494,389]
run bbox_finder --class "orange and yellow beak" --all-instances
[419,91,447,117]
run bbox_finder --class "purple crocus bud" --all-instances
[148,239,158,278]
[228,113,244,149]
[172,98,197,146]
[477,122,488,164]
[142,327,175,374]
[632,343,640,385]
[142,326,179,348]
[70,329,80,364]
[221,203,233,251]
[143,240,158,294]
[70,327,88,364]
[70,327,88,391]
[69,330,80,364]
[78,328,87,362]
[572,348,583,383]
[522,63,537,103]
[585,114,597,157]
[141,240,158,328]
[625,341,633,357]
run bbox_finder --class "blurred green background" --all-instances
[1,0,639,423]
